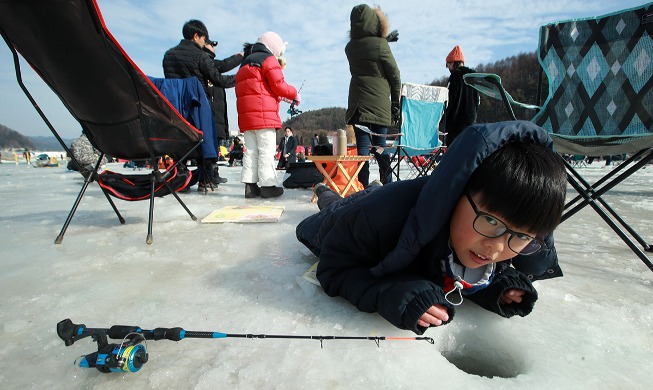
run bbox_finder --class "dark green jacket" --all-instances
[345,4,401,127]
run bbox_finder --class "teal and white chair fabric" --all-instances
[386,82,448,180]
[533,3,653,156]
[463,2,653,271]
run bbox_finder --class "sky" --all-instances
[0,0,648,139]
[1,160,652,388]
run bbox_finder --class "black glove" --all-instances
[387,30,399,43]
[468,268,538,318]
[391,102,401,126]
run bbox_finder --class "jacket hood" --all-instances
[257,31,286,57]
[349,4,390,39]
[370,121,555,277]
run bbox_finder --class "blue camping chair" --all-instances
[463,2,653,271]
[385,83,448,180]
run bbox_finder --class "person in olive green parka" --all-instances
[345,4,401,186]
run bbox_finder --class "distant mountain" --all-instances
[30,135,73,151]
[281,107,348,146]
[0,124,35,149]
[0,123,73,151]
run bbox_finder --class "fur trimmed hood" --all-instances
[349,4,390,39]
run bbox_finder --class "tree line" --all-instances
[430,51,547,123]
[3,51,545,150]
[281,51,546,146]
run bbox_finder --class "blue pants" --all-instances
[354,124,393,186]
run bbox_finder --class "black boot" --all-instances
[202,159,227,188]
[245,183,261,198]
[260,186,284,198]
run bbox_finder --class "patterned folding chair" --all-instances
[0,0,206,244]
[463,3,653,271]
[384,83,448,181]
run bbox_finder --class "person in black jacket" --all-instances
[296,121,567,335]
[163,19,235,189]
[228,136,244,167]
[277,126,297,169]
[203,41,243,149]
[444,45,480,146]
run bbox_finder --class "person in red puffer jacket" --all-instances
[236,31,300,199]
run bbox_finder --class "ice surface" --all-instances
[0,160,652,389]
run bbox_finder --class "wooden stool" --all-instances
[309,155,370,201]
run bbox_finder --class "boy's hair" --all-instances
[465,142,566,236]
[182,20,208,40]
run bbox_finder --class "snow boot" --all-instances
[260,186,284,198]
[204,160,227,186]
[245,183,261,198]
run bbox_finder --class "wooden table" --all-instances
[309,155,371,200]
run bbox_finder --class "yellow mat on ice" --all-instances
[201,205,285,223]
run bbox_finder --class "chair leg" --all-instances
[565,149,651,212]
[566,173,653,271]
[562,153,653,251]
[146,174,156,245]
[162,180,197,221]
[55,175,93,244]
[55,154,121,244]
[99,187,125,224]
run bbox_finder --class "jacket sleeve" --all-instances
[316,212,455,334]
[466,266,538,318]
[288,136,297,153]
[445,73,462,127]
[378,40,401,106]
[214,53,243,73]
[199,53,236,88]
[262,57,298,101]
[511,233,563,281]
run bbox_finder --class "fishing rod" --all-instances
[288,80,305,117]
[57,318,434,374]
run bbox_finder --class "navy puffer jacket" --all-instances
[296,121,563,334]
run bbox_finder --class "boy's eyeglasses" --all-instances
[465,193,544,255]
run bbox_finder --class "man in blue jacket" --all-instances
[296,121,567,334]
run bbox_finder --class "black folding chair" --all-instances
[463,2,653,271]
[0,0,206,244]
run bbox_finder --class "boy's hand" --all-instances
[499,289,525,305]
[417,304,449,328]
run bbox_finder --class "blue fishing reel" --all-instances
[58,319,149,374]
[77,339,148,373]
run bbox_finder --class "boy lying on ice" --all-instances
[296,121,566,334]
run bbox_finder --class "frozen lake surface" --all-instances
[1,159,652,389]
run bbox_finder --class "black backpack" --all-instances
[282,162,323,189]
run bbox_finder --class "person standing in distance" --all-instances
[444,45,480,146]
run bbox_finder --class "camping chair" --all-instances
[385,82,448,181]
[463,2,653,271]
[0,0,206,245]
[567,154,588,168]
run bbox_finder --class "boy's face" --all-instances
[449,193,537,269]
